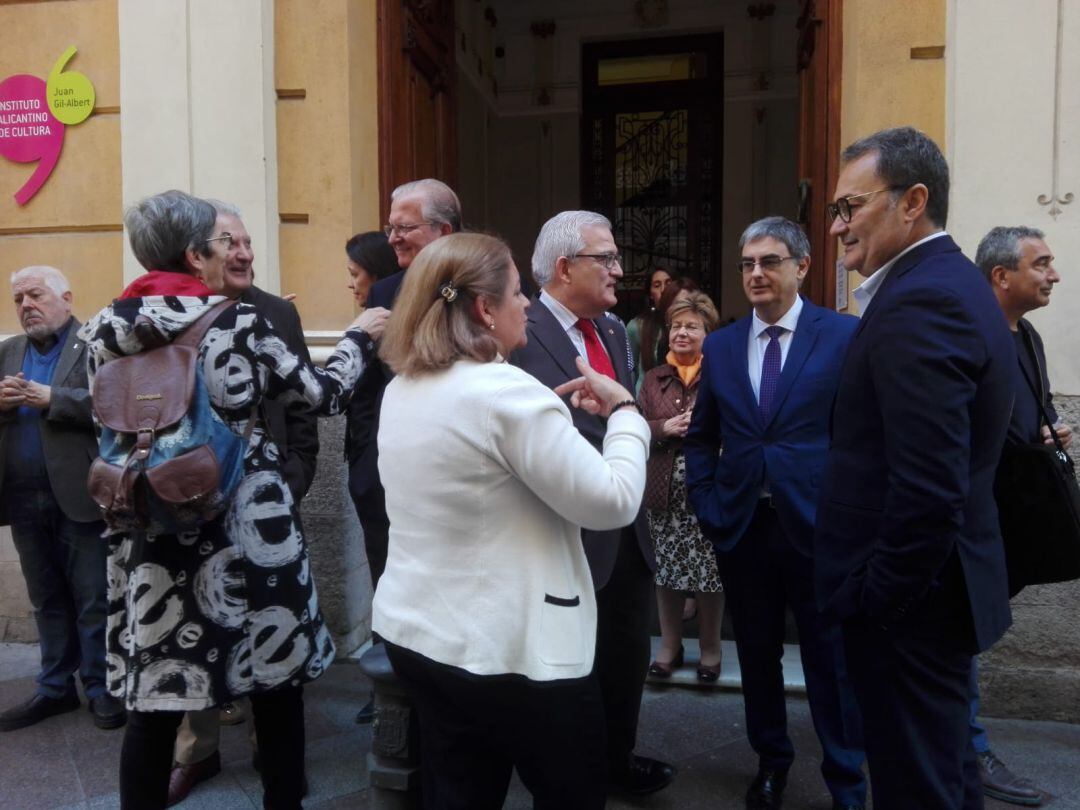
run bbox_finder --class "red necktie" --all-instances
[576,318,617,381]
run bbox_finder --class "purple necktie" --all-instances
[758,325,784,420]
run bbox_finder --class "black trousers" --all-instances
[843,616,982,810]
[119,685,305,810]
[717,503,866,805]
[385,642,607,810]
[594,525,653,773]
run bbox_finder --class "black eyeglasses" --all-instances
[827,186,905,222]
[572,252,622,270]
[737,256,797,274]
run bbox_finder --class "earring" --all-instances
[488,321,496,330]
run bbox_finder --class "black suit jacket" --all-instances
[0,317,100,524]
[345,270,405,523]
[241,285,320,501]
[509,296,653,590]
[814,235,1015,654]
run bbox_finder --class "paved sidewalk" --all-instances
[0,642,1077,808]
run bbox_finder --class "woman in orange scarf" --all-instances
[638,292,726,682]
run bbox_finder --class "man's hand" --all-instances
[554,356,636,418]
[1042,422,1074,450]
[21,380,51,410]
[661,410,692,438]
[350,307,390,341]
[0,373,27,411]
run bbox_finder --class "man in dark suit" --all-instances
[684,217,865,810]
[346,179,459,595]
[509,210,674,796]
[167,201,322,805]
[346,179,458,723]
[815,127,1015,809]
[0,266,124,733]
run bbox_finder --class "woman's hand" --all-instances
[349,307,390,340]
[661,410,692,438]
[554,356,636,418]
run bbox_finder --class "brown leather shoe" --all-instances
[647,645,685,678]
[167,751,222,807]
[978,750,1043,806]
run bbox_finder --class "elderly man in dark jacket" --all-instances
[0,266,124,733]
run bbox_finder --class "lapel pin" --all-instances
[608,328,614,335]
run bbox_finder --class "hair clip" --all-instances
[439,281,458,303]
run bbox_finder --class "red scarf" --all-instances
[118,270,213,300]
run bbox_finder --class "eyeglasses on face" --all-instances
[384,221,435,238]
[204,232,249,251]
[737,256,798,274]
[572,252,622,270]
[827,186,905,222]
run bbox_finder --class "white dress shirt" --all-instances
[538,290,612,364]
[747,294,804,402]
[851,231,949,314]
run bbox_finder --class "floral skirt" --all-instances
[647,453,722,593]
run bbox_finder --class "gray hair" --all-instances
[391,179,462,232]
[124,190,217,273]
[739,216,811,260]
[841,126,950,227]
[206,199,242,219]
[11,265,70,296]
[531,210,613,287]
[975,226,1046,281]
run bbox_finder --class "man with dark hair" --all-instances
[0,267,124,734]
[346,179,460,722]
[815,127,1015,809]
[686,216,865,810]
[968,226,1071,807]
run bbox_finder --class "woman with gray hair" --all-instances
[79,189,388,809]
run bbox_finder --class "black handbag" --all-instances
[993,327,1080,592]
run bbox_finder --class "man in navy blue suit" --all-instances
[685,216,866,810]
[345,178,459,722]
[815,127,1015,810]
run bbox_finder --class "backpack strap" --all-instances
[173,299,236,349]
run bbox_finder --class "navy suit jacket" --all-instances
[684,298,858,556]
[814,234,1015,654]
[509,297,654,590]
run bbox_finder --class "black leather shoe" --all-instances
[609,754,676,796]
[746,767,788,809]
[978,749,1043,806]
[0,692,80,732]
[89,693,126,729]
[831,803,865,810]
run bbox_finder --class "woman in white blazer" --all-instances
[374,232,649,810]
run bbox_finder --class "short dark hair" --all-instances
[345,231,399,281]
[841,127,950,228]
[974,226,1046,281]
[739,216,811,260]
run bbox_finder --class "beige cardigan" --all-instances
[372,359,649,681]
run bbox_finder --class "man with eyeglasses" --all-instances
[815,127,1014,810]
[509,210,675,798]
[345,179,460,721]
[684,216,865,810]
[166,200,328,806]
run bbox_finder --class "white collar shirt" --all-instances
[851,231,949,314]
[747,294,804,401]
